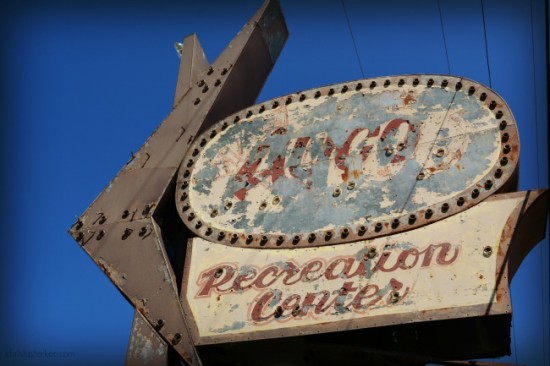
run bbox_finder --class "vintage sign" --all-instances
[181,190,547,344]
[177,75,519,247]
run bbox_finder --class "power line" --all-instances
[480,0,493,88]
[341,0,365,79]
[437,0,451,74]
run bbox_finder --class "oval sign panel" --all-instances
[177,75,518,248]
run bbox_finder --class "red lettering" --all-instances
[252,265,282,289]
[196,264,236,297]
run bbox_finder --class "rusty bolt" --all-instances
[188,212,195,221]
[292,235,300,244]
[198,80,205,87]
[231,233,238,243]
[224,201,233,210]
[375,223,383,232]
[441,203,449,213]
[299,94,306,101]
[75,220,83,230]
[218,232,225,241]
[259,105,265,113]
[455,82,462,90]
[347,181,355,190]
[367,247,377,259]
[427,79,434,87]
[308,233,316,242]
[76,232,84,242]
[484,180,493,190]
[139,227,147,236]
[285,97,292,105]
[96,230,105,240]
[483,246,493,258]
[272,101,279,108]
[246,234,253,243]
[499,120,507,130]
[122,210,130,219]
[412,78,419,86]
[333,187,341,197]
[155,319,165,330]
[358,225,367,235]
[471,188,480,198]
[503,144,511,154]
[193,98,200,105]
[495,168,503,178]
[328,88,335,95]
[441,80,448,88]
[501,133,509,143]
[370,81,377,89]
[398,79,405,86]
[205,228,212,236]
[408,214,416,224]
[416,171,425,180]
[215,79,222,86]
[500,157,508,166]
[314,91,321,98]
[122,228,132,240]
[221,67,228,75]
[391,219,399,229]
[468,86,476,95]
[384,80,390,87]
[355,83,362,91]
[260,236,268,245]
[425,209,433,219]
[341,85,348,93]
[457,197,465,206]
[172,333,182,345]
[480,92,487,101]
[272,196,281,205]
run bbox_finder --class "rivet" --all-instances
[200,138,207,146]
[122,228,132,240]
[192,148,199,156]
[272,101,279,108]
[274,306,283,318]
[457,197,465,206]
[425,209,433,219]
[496,111,503,119]
[495,168,503,178]
[96,230,105,240]
[222,122,228,130]
[367,247,377,259]
[435,148,446,157]
[341,85,348,93]
[441,203,449,212]
[142,204,152,216]
[207,67,213,75]
[221,67,228,75]
[181,181,189,189]
[324,231,333,240]
[231,233,238,243]
[233,116,240,123]
[299,94,306,101]
[489,101,497,110]
[355,83,362,91]
[499,121,507,130]
[292,305,301,317]
[214,79,221,86]
[260,236,268,245]
[468,86,476,95]
[186,159,193,167]
[172,333,182,345]
[333,187,341,197]
[139,227,147,236]
[195,221,202,229]
[408,214,416,224]
[347,181,355,190]
[501,133,509,143]
[224,201,233,210]
[183,170,191,178]
[391,219,399,229]
[500,157,508,166]
[276,236,284,245]
[308,233,316,242]
[286,97,292,105]
[483,246,493,258]
[211,209,218,218]
[272,196,281,205]
[484,180,493,190]
[210,130,217,138]
[246,110,253,117]
[391,291,400,303]
[358,225,367,235]
[155,319,165,330]
[198,80,205,87]
[398,79,405,86]
[417,171,425,180]
[182,204,190,212]
[412,78,419,86]
[427,79,434,87]
[202,85,209,93]
[384,80,390,87]
[441,80,448,88]
[98,215,107,225]
[314,91,321,98]
[76,232,84,242]
[259,202,267,210]
[328,88,335,95]
[75,220,83,230]
[188,212,195,221]
[503,145,511,154]
[480,93,487,101]
[341,228,349,238]
[194,98,200,105]
[218,232,225,241]
[375,223,383,232]
[246,234,253,243]
[205,228,212,236]
[259,105,265,113]
[471,188,480,198]
[455,82,462,90]
[370,81,377,89]
[292,235,300,244]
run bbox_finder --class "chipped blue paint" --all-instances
[210,321,246,334]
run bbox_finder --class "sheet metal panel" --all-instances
[178,75,519,248]
[180,190,547,345]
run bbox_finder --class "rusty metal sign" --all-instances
[177,75,519,248]
[180,189,547,345]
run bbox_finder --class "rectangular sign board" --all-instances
[181,192,535,345]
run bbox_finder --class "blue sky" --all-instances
[1,0,548,365]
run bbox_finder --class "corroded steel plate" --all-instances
[176,75,519,248]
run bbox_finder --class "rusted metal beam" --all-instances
[68,1,288,364]
[126,311,170,366]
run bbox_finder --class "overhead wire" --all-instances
[437,0,451,75]
[341,0,365,79]
[480,0,493,88]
